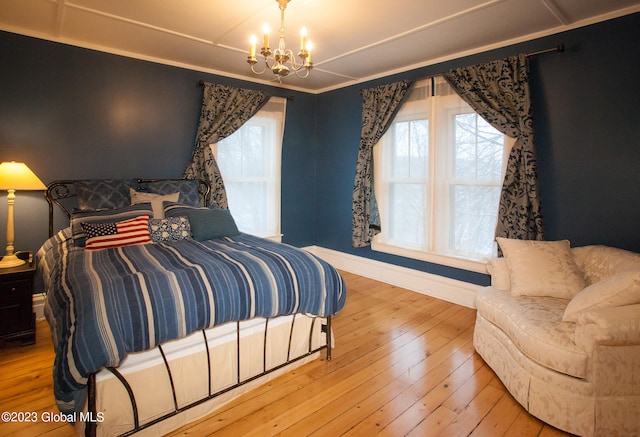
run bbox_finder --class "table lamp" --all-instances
[0,162,47,268]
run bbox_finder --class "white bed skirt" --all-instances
[78,314,329,437]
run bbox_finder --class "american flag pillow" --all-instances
[81,214,152,250]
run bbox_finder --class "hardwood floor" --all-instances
[0,271,571,436]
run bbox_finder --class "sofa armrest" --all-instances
[574,304,640,353]
[487,257,511,291]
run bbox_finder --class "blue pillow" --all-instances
[75,179,137,210]
[149,216,192,243]
[140,180,201,207]
[164,202,239,240]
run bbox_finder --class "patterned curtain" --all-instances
[183,82,269,207]
[443,54,544,241]
[351,80,413,247]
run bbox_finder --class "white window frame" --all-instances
[211,97,286,241]
[372,78,514,273]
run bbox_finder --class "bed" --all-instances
[37,178,346,436]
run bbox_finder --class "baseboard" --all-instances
[304,246,479,309]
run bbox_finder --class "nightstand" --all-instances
[0,261,36,346]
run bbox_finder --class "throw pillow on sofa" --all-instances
[563,270,640,322]
[496,238,586,299]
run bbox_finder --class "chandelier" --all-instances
[247,0,313,81]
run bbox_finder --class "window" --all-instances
[211,97,286,239]
[373,78,513,271]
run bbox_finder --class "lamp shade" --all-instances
[0,162,46,191]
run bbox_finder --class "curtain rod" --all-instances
[525,43,564,58]
[198,80,294,101]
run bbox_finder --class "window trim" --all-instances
[372,78,514,274]
[210,97,285,241]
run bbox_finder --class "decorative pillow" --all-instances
[75,179,137,210]
[496,237,587,298]
[140,180,201,207]
[130,189,179,219]
[149,216,191,243]
[164,202,239,241]
[71,203,154,247]
[563,271,640,322]
[81,214,152,250]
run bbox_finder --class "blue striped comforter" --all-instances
[38,229,346,414]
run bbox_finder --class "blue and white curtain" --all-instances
[351,80,413,247]
[184,82,269,207]
[444,54,544,241]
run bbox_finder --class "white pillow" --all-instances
[496,237,586,298]
[563,271,640,322]
[130,189,179,219]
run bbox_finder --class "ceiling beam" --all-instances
[316,0,505,67]
[54,0,66,38]
[64,2,214,45]
[540,0,571,25]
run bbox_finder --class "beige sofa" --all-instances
[474,239,640,436]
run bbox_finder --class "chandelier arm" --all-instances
[284,49,311,73]
[250,64,266,75]
[284,49,299,71]
[293,67,311,78]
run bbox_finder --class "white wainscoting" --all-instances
[304,246,480,309]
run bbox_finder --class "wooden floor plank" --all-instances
[375,354,483,437]
[0,271,572,437]
[468,392,523,437]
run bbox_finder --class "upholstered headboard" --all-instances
[45,178,211,237]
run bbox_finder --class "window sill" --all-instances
[265,234,283,243]
[250,233,282,243]
[371,240,489,274]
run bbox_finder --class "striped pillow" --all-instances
[81,214,152,250]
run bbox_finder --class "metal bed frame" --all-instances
[44,179,333,437]
[86,315,331,436]
[45,178,212,236]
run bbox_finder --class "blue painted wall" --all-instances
[1,12,638,287]
[313,12,640,285]
[0,31,317,254]
[531,15,640,252]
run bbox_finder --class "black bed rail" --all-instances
[84,314,332,437]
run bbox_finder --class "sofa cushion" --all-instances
[496,238,586,298]
[476,287,588,378]
[563,271,640,322]
[572,245,640,285]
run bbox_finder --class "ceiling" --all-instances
[1,0,639,93]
